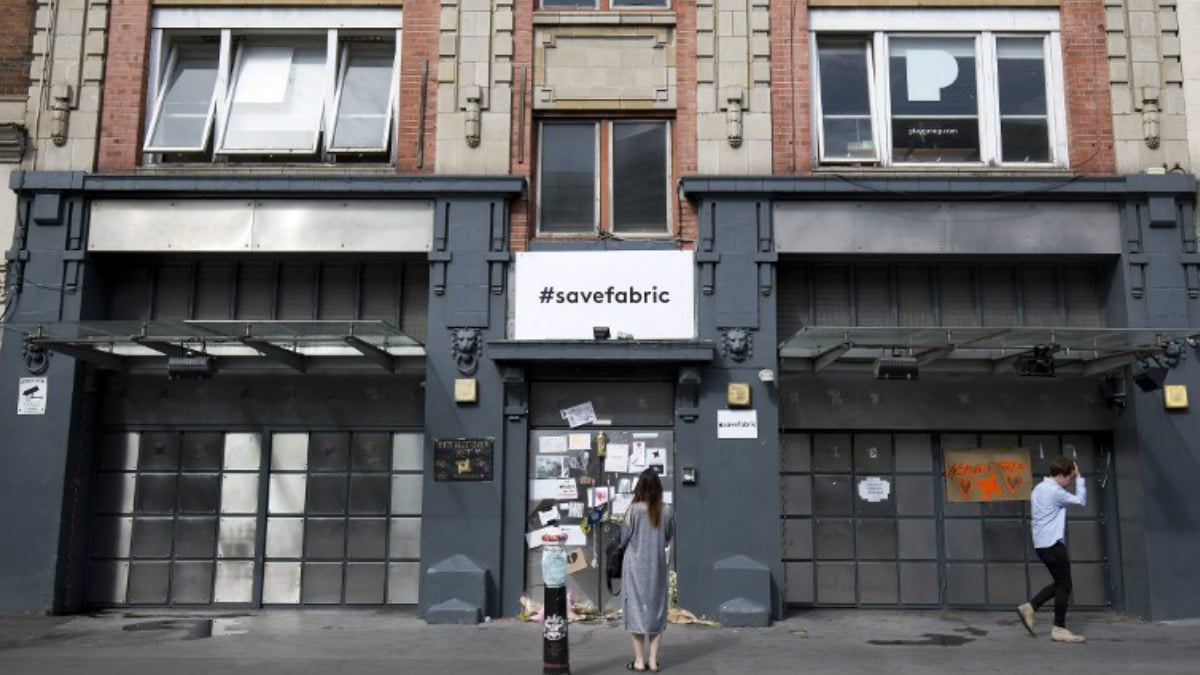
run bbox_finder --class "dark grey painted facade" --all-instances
[3,171,1199,622]
[684,174,1199,621]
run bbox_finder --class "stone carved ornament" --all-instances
[450,327,482,375]
[720,327,753,362]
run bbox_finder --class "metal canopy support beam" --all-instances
[991,352,1025,376]
[240,339,306,372]
[1082,352,1139,377]
[917,346,956,367]
[32,341,126,371]
[131,339,191,358]
[813,343,852,372]
[344,336,396,373]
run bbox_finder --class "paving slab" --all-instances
[1,608,1197,675]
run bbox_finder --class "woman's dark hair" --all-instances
[632,468,664,528]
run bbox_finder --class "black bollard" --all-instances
[542,585,569,674]
[541,529,569,674]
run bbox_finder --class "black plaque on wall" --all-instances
[434,437,495,481]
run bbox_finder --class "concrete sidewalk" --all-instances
[1,608,1196,675]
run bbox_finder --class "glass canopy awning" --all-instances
[779,326,1199,375]
[4,320,424,373]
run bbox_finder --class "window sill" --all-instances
[812,165,1074,178]
[533,231,674,240]
[133,163,399,176]
[533,10,676,27]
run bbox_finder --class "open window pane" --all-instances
[817,40,875,160]
[221,44,326,153]
[888,37,979,163]
[146,45,219,151]
[611,122,667,234]
[330,44,396,152]
[539,123,596,234]
[997,38,1050,163]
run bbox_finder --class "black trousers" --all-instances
[1031,541,1072,628]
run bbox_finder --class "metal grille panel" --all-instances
[780,431,1112,608]
[87,430,423,607]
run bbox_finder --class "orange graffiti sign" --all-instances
[943,448,1033,503]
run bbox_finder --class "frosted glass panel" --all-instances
[269,474,307,514]
[389,518,421,559]
[263,562,302,604]
[221,474,260,514]
[391,475,423,515]
[266,517,304,558]
[271,433,309,470]
[224,433,262,470]
[387,562,420,604]
[392,433,423,471]
[218,516,258,558]
[214,560,255,603]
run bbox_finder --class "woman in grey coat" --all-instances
[620,469,674,672]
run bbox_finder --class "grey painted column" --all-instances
[419,196,513,623]
[677,197,781,626]
[499,363,529,619]
[1112,176,1200,620]
[0,173,95,613]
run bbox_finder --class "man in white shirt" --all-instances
[1016,457,1087,643]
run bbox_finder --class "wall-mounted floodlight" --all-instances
[1133,357,1169,392]
[167,355,215,380]
[874,355,919,380]
[1015,345,1055,377]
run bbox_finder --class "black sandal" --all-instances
[626,663,646,672]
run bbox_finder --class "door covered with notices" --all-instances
[524,381,676,616]
[520,379,681,614]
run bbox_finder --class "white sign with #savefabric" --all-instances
[514,251,696,340]
[717,410,758,439]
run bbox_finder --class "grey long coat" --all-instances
[620,502,674,634]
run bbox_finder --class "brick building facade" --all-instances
[1,1,1198,622]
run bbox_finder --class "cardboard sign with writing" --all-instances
[943,448,1033,503]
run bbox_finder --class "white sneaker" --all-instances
[1016,603,1036,636]
[1051,626,1086,643]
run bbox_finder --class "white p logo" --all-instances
[905,48,959,102]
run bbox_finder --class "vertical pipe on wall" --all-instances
[417,60,428,169]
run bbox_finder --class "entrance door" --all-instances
[781,432,1111,608]
[524,381,675,614]
[525,428,674,613]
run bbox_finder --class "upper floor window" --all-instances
[540,1,668,9]
[144,8,401,163]
[537,120,670,236]
[811,9,1066,168]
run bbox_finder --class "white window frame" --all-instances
[142,41,222,153]
[813,38,880,164]
[144,7,401,161]
[810,8,1067,169]
[327,33,403,154]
